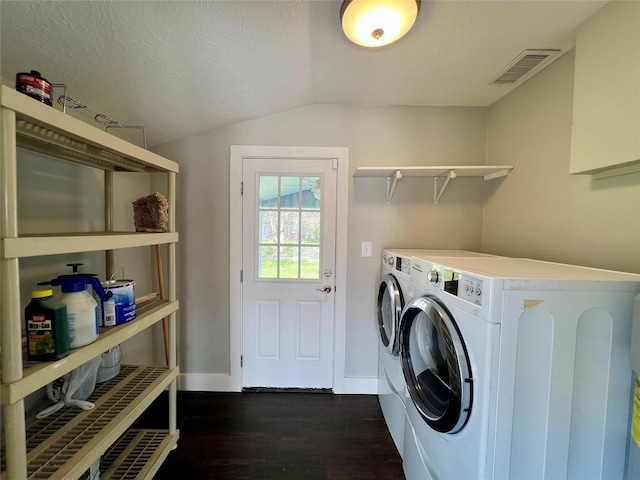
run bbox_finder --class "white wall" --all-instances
[483,49,640,274]
[153,105,489,386]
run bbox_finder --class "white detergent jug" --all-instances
[43,268,109,349]
[61,284,99,348]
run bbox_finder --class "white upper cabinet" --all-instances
[570,1,640,176]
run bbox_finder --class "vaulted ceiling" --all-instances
[1,0,606,147]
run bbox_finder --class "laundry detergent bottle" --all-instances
[43,266,109,349]
[60,278,100,348]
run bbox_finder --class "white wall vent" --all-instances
[491,49,562,85]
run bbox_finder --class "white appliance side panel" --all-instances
[496,290,635,480]
[568,307,616,479]
[510,306,559,478]
[568,294,634,480]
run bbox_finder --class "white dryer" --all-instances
[400,256,640,480]
[377,249,496,458]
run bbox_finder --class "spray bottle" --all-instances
[40,264,109,349]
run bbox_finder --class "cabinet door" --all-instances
[570,1,640,174]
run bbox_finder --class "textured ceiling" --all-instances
[0,0,606,147]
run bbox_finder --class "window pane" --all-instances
[302,176,321,209]
[301,247,320,279]
[256,174,323,281]
[259,245,277,278]
[259,211,278,244]
[259,176,279,208]
[301,212,320,244]
[280,176,300,209]
[279,211,299,244]
[279,246,299,278]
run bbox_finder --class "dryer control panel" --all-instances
[443,269,483,306]
[414,260,444,291]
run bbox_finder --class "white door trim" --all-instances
[230,145,349,393]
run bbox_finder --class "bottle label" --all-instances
[28,313,55,355]
[103,300,116,326]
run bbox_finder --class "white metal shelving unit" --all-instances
[0,85,180,480]
[353,165,513,204]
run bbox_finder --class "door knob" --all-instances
[316,285,332,293]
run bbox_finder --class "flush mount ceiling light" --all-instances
[340,0,420,48]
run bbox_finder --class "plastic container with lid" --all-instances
[40,264,109,349]
[25,289,70,361]
[60,278,102,349]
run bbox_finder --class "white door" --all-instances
[242,157,337,389]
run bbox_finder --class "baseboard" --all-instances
[177,373,239,392]
[334,376,378,395]
[177,373,378,394]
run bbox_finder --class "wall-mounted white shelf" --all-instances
[353,165,514,205]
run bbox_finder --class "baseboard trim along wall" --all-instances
[336,377,378,395]
[178,374,238,392]
[177,374,378,395]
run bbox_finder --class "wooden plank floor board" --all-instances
[134,391,405,479]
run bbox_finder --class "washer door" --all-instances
[377,274,404,355]
[400,295,473,433]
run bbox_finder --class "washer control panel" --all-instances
[395,256,411,275]
[386,255,394,267]
[442,269,483,306]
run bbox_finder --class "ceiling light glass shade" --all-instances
[340,0,420,48]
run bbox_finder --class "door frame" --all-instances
[229,145,349,392]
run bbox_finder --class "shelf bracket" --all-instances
[483,169,511,181]
[386,170,402,205]
[433,170,457,205]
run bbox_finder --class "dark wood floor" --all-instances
[134,391,405,479]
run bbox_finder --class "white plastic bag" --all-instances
[37,356,101,418]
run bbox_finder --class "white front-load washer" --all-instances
[400,256,640,480]
[378,249,416,458]
[377,249,497,458]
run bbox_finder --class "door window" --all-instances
[257,175,321,280]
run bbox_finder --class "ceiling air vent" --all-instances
[491,49,562,85]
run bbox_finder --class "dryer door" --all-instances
[400,295,472,433]
[377,274,404,355]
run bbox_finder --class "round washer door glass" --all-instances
[377,274,403,354]
[400,295,472,433]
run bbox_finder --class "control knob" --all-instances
[427,270,439,283]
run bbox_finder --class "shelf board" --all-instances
[101,429,179,480]
[0,365,178,480]
[1,85,179,174]
[1,299,179,405]
[2,231,178,259]
[353,165,513,204]
[353,165,513,178]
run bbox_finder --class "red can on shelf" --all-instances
[15,70,53,106]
